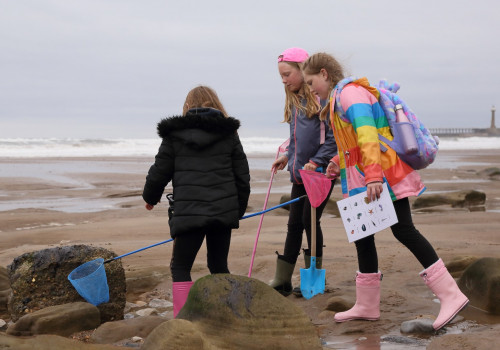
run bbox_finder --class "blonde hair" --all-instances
[183,85,228,117]
[282,61,322,123]
[302,53,345,121]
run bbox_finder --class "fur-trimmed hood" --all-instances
[156,108,241,150]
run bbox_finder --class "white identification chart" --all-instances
[337,183,398,243]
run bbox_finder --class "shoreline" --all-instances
[0,149,499,348]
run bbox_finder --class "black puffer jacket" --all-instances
[142,108,251,237]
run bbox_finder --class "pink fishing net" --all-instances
[299,169,332,208]
[278,138,290,153]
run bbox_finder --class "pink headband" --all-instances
[277,47,309,63]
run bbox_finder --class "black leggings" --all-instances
[170,226,231,282]
[355,197,439,273]
[282,181,334,264]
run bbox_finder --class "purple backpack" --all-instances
[332,77,439,170]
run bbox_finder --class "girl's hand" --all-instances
[366,181,383,202]
[272,155,288,174]
[145,203,155,210]
[303,162,317,171]
[326,161,340,179]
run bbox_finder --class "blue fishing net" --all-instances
[68,258,110,306]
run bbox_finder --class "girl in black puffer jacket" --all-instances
[142,86,250,317]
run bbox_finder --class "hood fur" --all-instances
[157,108,240,139]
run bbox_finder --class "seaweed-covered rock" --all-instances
[7,245,126,323]
[143,274,322,350]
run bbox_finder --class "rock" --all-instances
[7,245,126,323]
[91,316,167,344]
[142,319,206,350]
[148,298,173,309]
[279,194,292,211]
[325,296,353,312]
[458,257,500,315]
[413,190,486,210]
[0,266,11,318]
[446,256,479,278]
[125,266,170,299]
[135,308,158,317]
[427,324,500,350]
[143,274,323,350]
[6,302,100,337]
[0,332,120,350]
[324,197,340,217]
[400,317,435,334]
[479,167,500,177]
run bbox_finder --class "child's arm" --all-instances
[232,134,251,218]
[142,139,174,206]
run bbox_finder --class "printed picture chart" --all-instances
[337,183,398,243]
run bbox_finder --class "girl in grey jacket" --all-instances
[270,47,337,296]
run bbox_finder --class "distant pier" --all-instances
[428,128,495,137]
[429,106,499,137]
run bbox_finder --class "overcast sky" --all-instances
[1,1,499,139]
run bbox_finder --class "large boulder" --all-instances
[7,245,126,323]
[458,257,500,315]
[143,274,322,350]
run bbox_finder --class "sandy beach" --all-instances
[1,149,500,348]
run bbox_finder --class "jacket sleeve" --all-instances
[231,133,251,218]
[340,84,383,184]
[142,138,175,205]
[309,120,338,168]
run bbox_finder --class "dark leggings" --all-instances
[282,181,334,264]
[355,197,439,273]
[170,226,231,282]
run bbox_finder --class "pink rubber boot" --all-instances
[420,258,469,330]
[172,281,194,318]
[334,272,382,322]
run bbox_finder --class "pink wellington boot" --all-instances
[420,258,469,330]
[172,281,194,318]
[334,271,382,322]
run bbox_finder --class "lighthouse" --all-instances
[491,105,496,129]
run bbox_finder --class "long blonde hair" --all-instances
[302,53,345,121]
[183,85,228,117]
[282,61,322,123]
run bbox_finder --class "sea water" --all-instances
[0,136,499,158]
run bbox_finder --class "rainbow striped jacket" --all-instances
[330,77,426,201]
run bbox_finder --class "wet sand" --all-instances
[0,149,499,348]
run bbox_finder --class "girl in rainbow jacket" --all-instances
[302,52,468,331]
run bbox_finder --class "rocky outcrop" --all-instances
[458,257,500,315]
[6,302,100,337]
[143,274,322,350]
[0,332,120,350]
[7,245,126,323]
[413,190,486,210]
